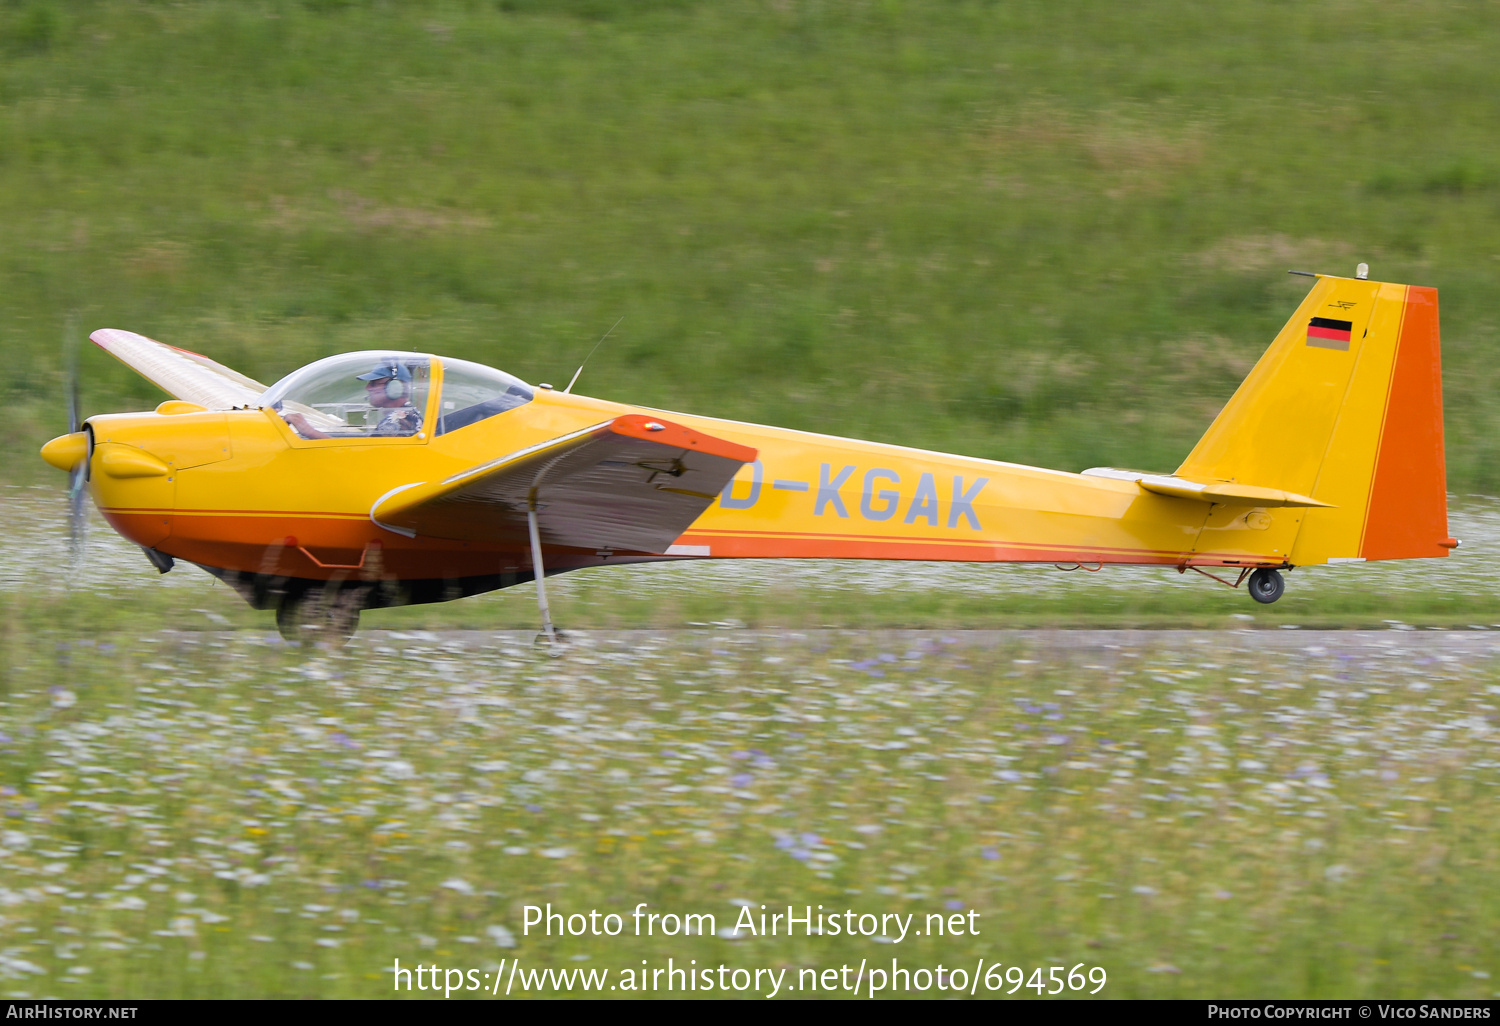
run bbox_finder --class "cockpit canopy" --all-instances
[258,351,534,439]
[433,357,536,436]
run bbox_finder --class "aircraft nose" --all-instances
[41,431,89,472]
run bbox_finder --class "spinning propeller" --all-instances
[62,318,88,563]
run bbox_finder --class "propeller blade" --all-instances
[65,313,80,434]
[63,314,87,564]
[68,462,87,564]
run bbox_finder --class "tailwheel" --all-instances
[1247,567,1285,605]
[276,589,361,649]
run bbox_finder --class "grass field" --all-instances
[1,625,1497,998]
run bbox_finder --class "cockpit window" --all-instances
[259,352,432,439]
[435,358,534,436]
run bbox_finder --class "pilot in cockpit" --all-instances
[281,360,423,439]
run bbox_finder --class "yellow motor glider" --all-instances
[40,269,1455,642]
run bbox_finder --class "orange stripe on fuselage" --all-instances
[680,530,1273,566]
[103,506,367,520]
[1361,286,1449,560]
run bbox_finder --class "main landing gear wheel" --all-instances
[1247,567,1285,605]
[276,591,360,649]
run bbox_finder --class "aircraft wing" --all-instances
[370,414,758,553]
[91,329,266,410]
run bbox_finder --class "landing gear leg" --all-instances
[1247,567,1285,604]
[527,498,560,647]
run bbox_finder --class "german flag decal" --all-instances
[1307,316,1353,351]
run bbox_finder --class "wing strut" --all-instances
[527,493,558,646]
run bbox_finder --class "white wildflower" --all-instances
[382,760,416,781]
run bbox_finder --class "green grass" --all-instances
[5,1,1500,489]
[1,624,1496,998]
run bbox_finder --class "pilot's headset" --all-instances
[359,361,414,401]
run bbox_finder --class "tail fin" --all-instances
[1176,274,1451,564]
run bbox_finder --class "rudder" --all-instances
[1358,285,1450,560]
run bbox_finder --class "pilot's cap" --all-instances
[356,361,413,383]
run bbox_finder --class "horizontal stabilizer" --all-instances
[1081,468,1333,508]
[91,329,265,411]
[371,414,758,553]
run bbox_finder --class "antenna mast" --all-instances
[564,315,624,394]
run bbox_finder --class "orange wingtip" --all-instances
[607,414,758,464]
